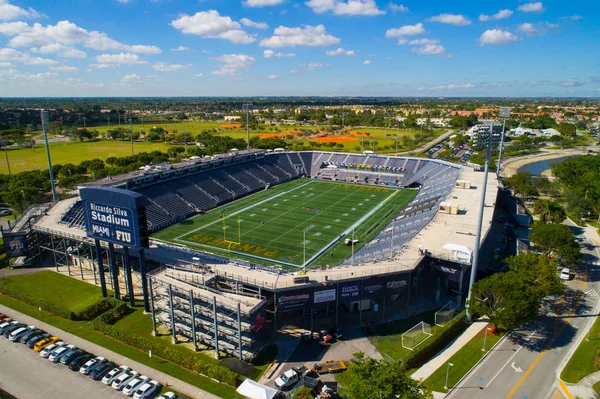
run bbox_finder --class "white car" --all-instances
[274,369,300,389]
[80,356,106,375]
[49,345,75,362]
[39,341,66,358]
[122,375,150,397]
[157,392,177,399]
[560,268,571,280]
[133,380,162,399]
[9,325,35,342]
[112,370,140,391]
[103,365,131,385]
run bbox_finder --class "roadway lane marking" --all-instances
[560,381,573,399]
[507,294,584,398]
[484,330,537,388]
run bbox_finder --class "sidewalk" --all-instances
[562,371,600,398]
[0,304,222,399]
[411,318,489,382]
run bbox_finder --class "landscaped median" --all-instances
[421,326,504,393]
[560,314,600,383]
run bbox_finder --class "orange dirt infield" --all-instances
[314,136,358,143]
[219,123,242,128]
[259,133,285,139]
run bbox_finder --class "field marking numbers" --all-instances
[334,219,341,223]
[351,208,356,211]
[313,232,322,237]
[262,208,268,211]
[273,203,279,207]
[358,203,364,206]
[324,225,332,229]
[250,213,256,217]
[343,213,349,216]
[283,199,289,202]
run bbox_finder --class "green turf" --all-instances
[561,314,600,383]
[421,328,504,392]
[0,270,106,314]
[153,179,416,268]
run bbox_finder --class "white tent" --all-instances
[236,378,279,399]
[443,243,473,262]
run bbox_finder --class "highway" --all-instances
[447,221,600,399]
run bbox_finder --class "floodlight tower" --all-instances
[496,107,511,176]
[41,110,57,204]
[243,104,252,150]
[465,120,494,322]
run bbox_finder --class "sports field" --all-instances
[153,179,416,268]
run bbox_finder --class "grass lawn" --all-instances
[0,270,106,314]
[0,238,7,269]
[421,327,504,393]
[154,179,415,268]
[593,381,600,393]
[561,315,600,383]
[0,141,170,174]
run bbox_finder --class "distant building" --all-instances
[541,128,561,137]
[224,115,241,122]
[466,124,503,149]
[510,127,534,136]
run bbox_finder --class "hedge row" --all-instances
[90,318,239,386]
[0,283,119,321]
[94,303,130,324]
[402,310,468,370]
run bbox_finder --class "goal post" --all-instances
[435,300,458,327]
[222,214,241,251]
[401,321,433,351]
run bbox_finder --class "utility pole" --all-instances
[243,104,252,150]
[496,107,511,176]
[4,145,10,175]
[41,110,57,204]
[129,117,134,155]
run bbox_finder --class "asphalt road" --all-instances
[447,222,600,399]
[0,334,125,399]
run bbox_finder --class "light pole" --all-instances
[303,228,306,268]
[466,122,494,322]
[482,325,488,351]
[129,118,134,155]
[444,362,454,390]
[4,143,10,175]
[351,229,355,266]
[83,117,86,130]
[41,110,57,204]
[243,104,252,150]
[496,107,511,177]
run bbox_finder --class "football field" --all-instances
[153,179,416,268]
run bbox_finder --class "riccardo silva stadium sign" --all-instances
[80,186,150,249]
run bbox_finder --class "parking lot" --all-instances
[0,333,125,399]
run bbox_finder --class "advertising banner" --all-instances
[363,274,409,298]
[338,280,362,303]
[80,187,149,249]
[3,232,28,257]
[437,265,462,283]
[314,288,336,304]
[277,289,312,312]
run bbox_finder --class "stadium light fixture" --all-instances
[41,110,57,204]
[496,107,511,176]
[243,104,252,151]
[465,121,494,322]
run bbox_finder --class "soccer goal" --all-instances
[435,300,458,327]
[401,321,433,351]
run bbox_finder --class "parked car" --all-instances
[49,345,75,363]
[112,370,140,391]
[40,341,66,358]
[328,327,343,341]
[26,333,51,348]
[560,268,571,280]
[9,325,35,342]
[19,328,43,344]
[0,209,13,216]
[274,368,300,389]
[34,336,59,352]
[68,353,94,371]
[158,393,177,399]
[133,380,162,399]
[123,375,150,397]
[79,357,106,375]
[60,348,85,365]
[1,321,24,337]
[102,365,131,385]
[90,361,118,381]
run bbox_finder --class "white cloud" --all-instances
[171,45,189,52]
[326,47,356,56]
[419,83,475,91]
[388,3,408,12]
[412,44,447,56]
[267,74,278,79]
[0,20,161,54]
[560,78,584,87]
[305,62,324,70]
[306,0,386,16]
[407,38,439,45]
[263,49,295,58]
[560,15,582,21]
[116,0,131,3]
[153,62,192,72]
[518,2,544,12]
[243,0,285,6]
[427,14,471,26]
[0,0,41,21]
[170,10,255,44]
[479,29,519,45]
[0,61,12,67]
[518,23,539,35]
[260,24,340,47]
[479,9,513,21]
[121,73,141,83]
[0,68,57,80]
[0,47,57,65]
[95,53,147,66]
[240,18,268,29]
[31,43,87,58]
[363,59,371,65]
[385,23,425,37]
[49,65,79,72]
[212,54,255,76]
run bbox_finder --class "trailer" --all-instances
[310,360,348,374]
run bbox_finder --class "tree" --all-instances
[533,199,566,224]
[529,222,582,266]
[339,352,432,399]
[556,122,576,137]
[468,252,564,330]
[503,172,539,199]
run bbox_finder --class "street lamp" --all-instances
[129,118,134,155]
[243,104,252,151]
[444,362,454,390]
[41,110,57,204]
[496,107,511,176]
[482,325,488,351]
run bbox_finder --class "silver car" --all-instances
[103,365,131,385]
[111,370,140,391]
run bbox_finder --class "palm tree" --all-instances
[533,199,566,224]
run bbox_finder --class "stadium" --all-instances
[4,150,499,361]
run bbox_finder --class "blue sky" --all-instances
[0,0,597,97]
